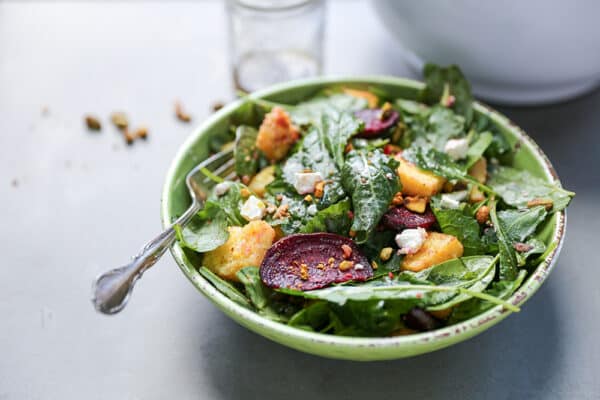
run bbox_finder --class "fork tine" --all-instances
[186,149,233,180]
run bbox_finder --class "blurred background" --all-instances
[1,1,599,399]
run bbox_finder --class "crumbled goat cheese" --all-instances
[439,193,464,209]
[293,172,323,195]
[306,204,318,216]
[395,228,427,255]
[240,195,266,221]
[354,263,365,270]
[214,182,231,197]
[444,138,469,160]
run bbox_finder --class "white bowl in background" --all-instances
[373,0,600,105]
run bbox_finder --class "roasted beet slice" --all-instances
[354,108,399,137]
[260,233,372,291]
[382,206,437,231]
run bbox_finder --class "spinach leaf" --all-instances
[497,206,548,243]
[282,127,346,208]
[288,302,331,332]
[426,106,465,150]
[207,182,247,226]
[465,131,493,169]
[300,198,352,235]
[234,125,259,179]
[319,112,364,169]
[489,198,518,280]
[341,149,400,243]
[198,267,251,308]
[236,267,300,322]
[430,201,485,256]
[515,238,546,267]
[421,64,474,125]
[289,94,368,126]
[449,269,527,324]
[359,229,402,277]
[488,166,575,212]
[174,202,229,253]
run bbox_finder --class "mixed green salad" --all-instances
[175,64,574,337]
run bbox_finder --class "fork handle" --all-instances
[92,201,201,314]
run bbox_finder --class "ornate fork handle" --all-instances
[92,201,201,314]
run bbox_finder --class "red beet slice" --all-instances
[381,206,437,231]
[354,108,399,138]
[260,233,372,291]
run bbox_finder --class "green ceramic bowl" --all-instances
[161,76,567,361]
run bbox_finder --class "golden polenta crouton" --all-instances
[395,155,445,197]
[401,232,464,272]
[203,221,275,281]
[256,107,299,162]
[248,165,276,198]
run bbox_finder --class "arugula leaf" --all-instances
[300,198,352,235]
[234,125,259,179]
[488,166,575,212]
[319,112,364,169]
[489,198,518,280]
[198,267,251,308]
[465,131,493,169]
[282,127,346,208]
[421,64,474,125]
[449,269,527,324]
[174,202,229,253]
[341,149,400,243]
[431,201,485,256]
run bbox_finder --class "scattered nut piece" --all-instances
[273,204,289,219]
[304,194,313,202]
[344,142,354,154]
[299,263,309,280]
[404,196,427,213]
[110,112,129,130]
[338,260,354,271]
[11,179,19,188]
[349,230,356,238]
[380,247,393,262]
[240,188,251,198]
[391,192,404,206]
[132,126,148,140]
[341,244,353,259]
[175,101,192,122]
[371,261,378,270]
[85,115,101,131]
[314,181,325,198]
[124,129,135,145]
[527,198,553,211]
[475,205,490,224]
[241,175,251,185]
[211,101,225,112]
[513,242,534,253]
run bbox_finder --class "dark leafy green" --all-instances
[465,131,493,168]
[431,201,485,256]
[421,63,474,125]
[449,269,527,323]
[300,198,352,235]
[174,203,229,253]
[198,267,251,308]
[488,166,574,212]
[319,112,364,169]
[341,149,400,243]
[234,125,259,178]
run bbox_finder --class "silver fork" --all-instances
[91,149,235,315]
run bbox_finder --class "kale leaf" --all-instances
[341,149,400,243]
[300,197,352,235]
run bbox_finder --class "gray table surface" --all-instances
[1,1,599,399]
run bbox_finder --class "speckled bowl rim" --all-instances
[161,76,566,360]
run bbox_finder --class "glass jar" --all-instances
[226,0,326,92]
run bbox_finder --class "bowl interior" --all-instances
[161,76,565,360]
